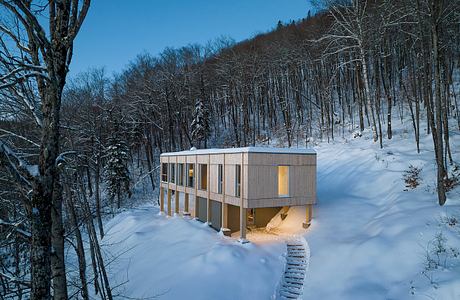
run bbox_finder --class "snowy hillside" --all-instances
[304,125,460,300]
[99,121,460,300]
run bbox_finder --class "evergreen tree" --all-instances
[190,98,210,149]
[104,137,131,209]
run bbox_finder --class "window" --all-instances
[217,164,223,194]
[177,163,184,186]
[278,166,289,197]
[170,163,176,184]
[161,163,168,182]
[235,164,241,197]
[199,164,207,190]
[187,163,194,188]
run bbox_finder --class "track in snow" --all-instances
[277,238,310,300]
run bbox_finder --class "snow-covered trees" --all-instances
[104,138,132,209]
[0,1,90,299]
[190,98,210,148]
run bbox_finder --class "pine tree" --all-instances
[104,137,131,209]
[190,98,210,148]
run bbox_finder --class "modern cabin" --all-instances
[159,147,316,242]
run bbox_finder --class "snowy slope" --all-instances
[98,120,460,300]
[100,208,285,300]
[302,124,460,300]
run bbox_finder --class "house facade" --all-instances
[159,147,316,241]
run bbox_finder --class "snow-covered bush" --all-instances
[352,131,362,139]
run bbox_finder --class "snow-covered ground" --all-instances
[304,125,460,300]
[100,120,460,300]
[101,208,285,299]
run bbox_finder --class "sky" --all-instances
[70,0,312,78]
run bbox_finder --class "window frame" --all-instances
[235,164,241,197]
[199,164,207,191]
[187,163,195,188]
[170,163,176,184]
[161,163,168,182]
[177,163,184,186]
[277,165,290,197]
[217,164,223,194]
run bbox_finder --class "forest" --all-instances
[0,0,459,299]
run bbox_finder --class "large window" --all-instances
[235,164,241,197]
[187,163,194,188]
[217,164,223,194]
[199,164,207,190]
[278,166,289,197]
[170,163,176,184]
[161,163,168,182]
[177,163,184,186]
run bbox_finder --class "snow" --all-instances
[160,146,316,156]
[99,119,460,300]
[101,209,285,299]
[301,124,460,300]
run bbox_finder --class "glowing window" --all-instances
[278,166,289,197]
[187,164,194,188]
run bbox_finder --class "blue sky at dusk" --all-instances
[70,0,312,77]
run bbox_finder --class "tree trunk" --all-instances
[431,0,447,205]
[51,180,68,300]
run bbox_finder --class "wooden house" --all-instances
[159,147,316,242]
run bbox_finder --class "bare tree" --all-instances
[0,1,90,299]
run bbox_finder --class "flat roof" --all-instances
[160,146,316,157]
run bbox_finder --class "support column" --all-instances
[160,186,164,213]
[167,189,172,216]
[184,193,190,216]
[239,205,247,243]
[303,204,313,229]
[192,195,197,218]
[206,157,211,225]
[174,190,179,215]
[238,152,248,243]
[206,198,211,224]
[221,203,231,236]
[222,203,228,228]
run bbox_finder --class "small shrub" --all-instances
[445,164,460,192]
[352,131,362,138]
[403,165,422,189]
[446,216,458,227]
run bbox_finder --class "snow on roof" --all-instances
[160,146,316,156]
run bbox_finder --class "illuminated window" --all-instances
[278,166,289,197]
[187,164,194,188]
[161,163,168,182]
[199,164,207,190]
[217,164,223,194]
[235,164,241,197]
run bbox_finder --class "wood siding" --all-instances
[160,150,316,209]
